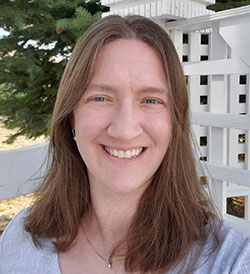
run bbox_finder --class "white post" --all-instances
[245,196,250,221]
[189,31,202,149]
[246,74,250,221]
[246,74,250,171]
[170,29,183,61]
[228,72,240,168]
[208,23,228,215]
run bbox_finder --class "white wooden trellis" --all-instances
[165,5,250,234]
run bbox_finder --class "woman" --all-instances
[1,15,250,274]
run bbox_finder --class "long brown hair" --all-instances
[25,15,219,273]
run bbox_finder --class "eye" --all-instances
[92,97,106,102]
[144,98,160,104]
[86,95,113,105]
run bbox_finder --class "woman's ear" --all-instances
[69,114,76,141]
[69,113,75,129]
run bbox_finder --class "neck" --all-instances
[83,185,142,252]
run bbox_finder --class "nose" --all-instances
[107,103,143,141]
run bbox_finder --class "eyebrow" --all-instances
[86,84,117,93]
[86,84,168,95]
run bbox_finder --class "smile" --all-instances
[104,146,145,159]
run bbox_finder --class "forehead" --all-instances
[88,39,168,94]
[96,39,164,70]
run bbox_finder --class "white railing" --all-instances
[0,141,49,200]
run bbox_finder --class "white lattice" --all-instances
[167,5,250,234]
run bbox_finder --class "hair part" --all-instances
[25,15,220,273]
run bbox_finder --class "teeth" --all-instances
[104,147,144,159]
[105,147,111,154]
[125,150,131,158]
[118,150,124,158]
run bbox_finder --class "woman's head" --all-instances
[50,15,188,186]
[72,37,173,196]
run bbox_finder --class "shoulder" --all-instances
[218,222,250,272]
[194,220,250,274]
[0,208,60,274]
[219,221,250,247]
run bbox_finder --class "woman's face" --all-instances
[73,39,172,197]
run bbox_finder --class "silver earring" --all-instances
[72,129,76,141]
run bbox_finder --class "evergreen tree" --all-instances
[0,0,107,143]
[208,0,250,12]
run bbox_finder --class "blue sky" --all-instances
[0,28,10,38]
[0,27,58,50]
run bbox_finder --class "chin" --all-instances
[103,175,151,196]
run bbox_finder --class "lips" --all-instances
[103,146,145,159]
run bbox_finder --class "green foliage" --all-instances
[0,0,107,143]
[208,0,250,11]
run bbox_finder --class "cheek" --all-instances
[144,112,172,143]
[74,111,107,163]
[74,109,110,140]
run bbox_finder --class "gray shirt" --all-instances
[1,209,250,274]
